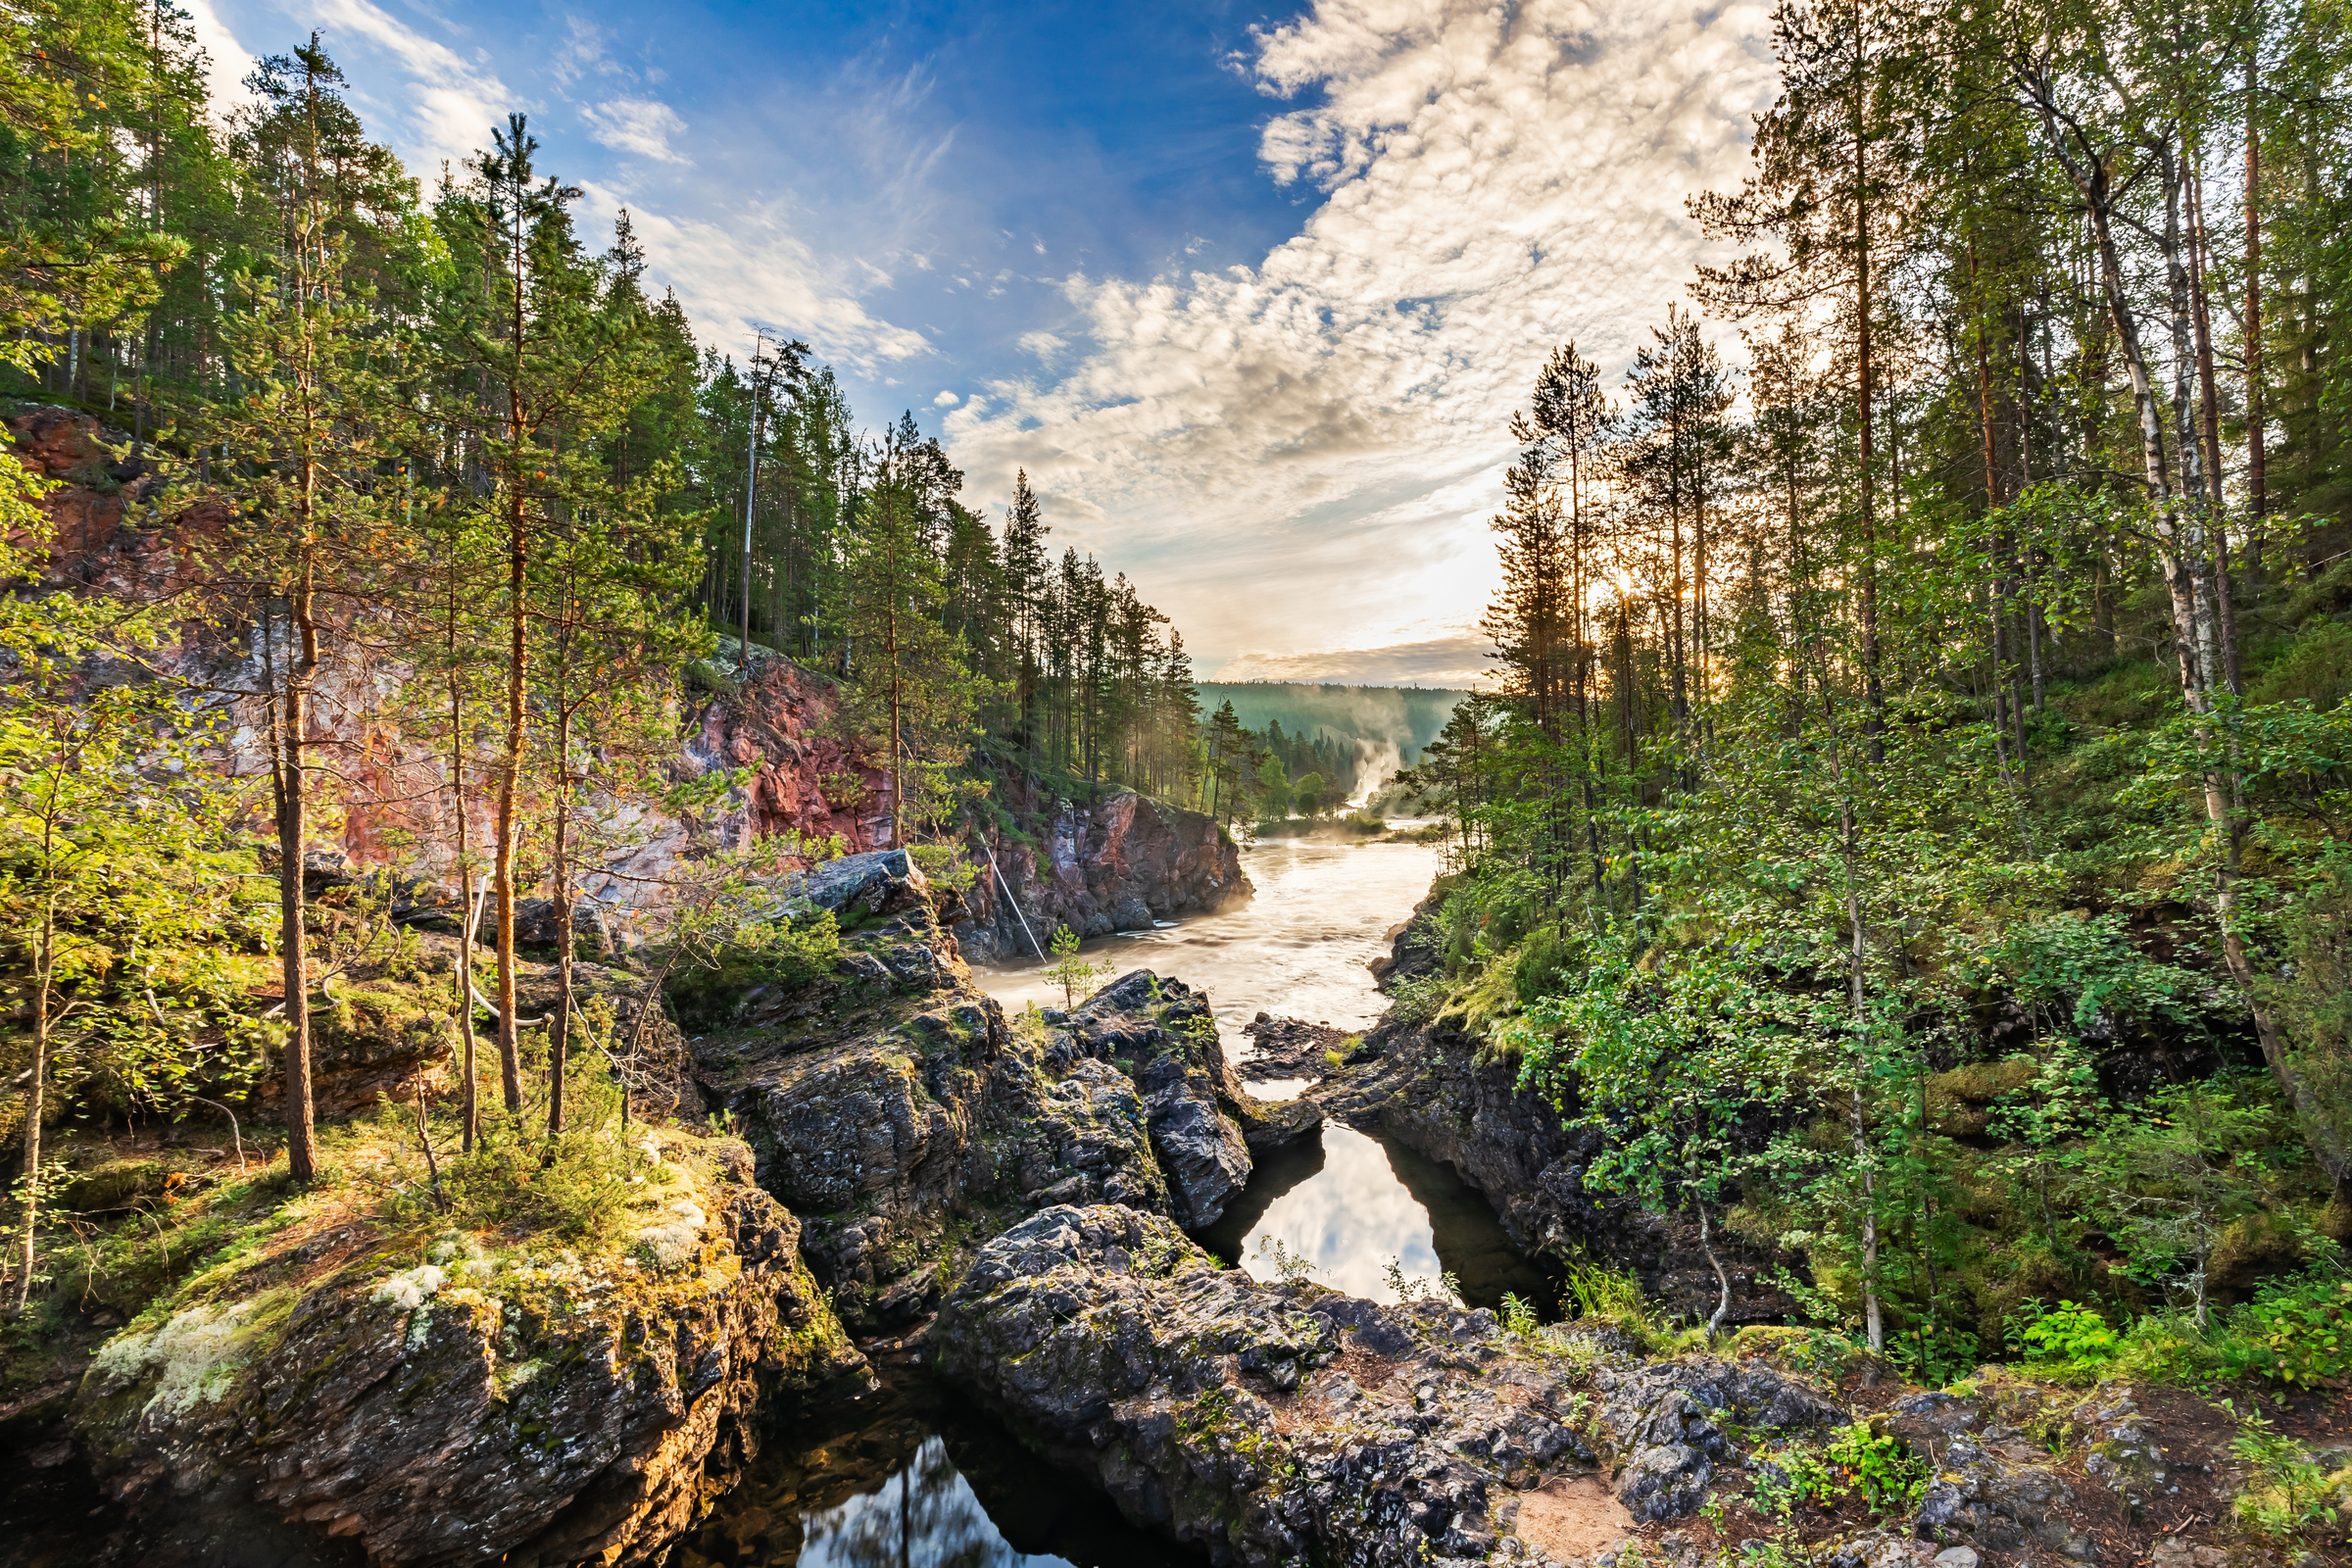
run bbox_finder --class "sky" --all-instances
[184,0,1780,686]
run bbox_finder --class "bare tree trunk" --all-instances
[13,905,54,1311]
[1698,1200,1732,1337]
[494,474,527,1117]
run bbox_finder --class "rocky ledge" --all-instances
[930,1205,2148,1568]
[936,1202,1603,1568]
[70,1143,863,1568]
[955,786,1249,962]
[695,850,1310,1326]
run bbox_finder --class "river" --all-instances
[682,828,1556,1568]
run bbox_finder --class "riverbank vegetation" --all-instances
[1392,0,2352,1391]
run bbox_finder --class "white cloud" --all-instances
[1217,630,1494,687]
[178,0,258,122]
[581,96,689,164]
[933,389,960,407]
[576,183,931,373]
[943,0,1775,666]
[304,0,519,172]
[1016,330,1067,361]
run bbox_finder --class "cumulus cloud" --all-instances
[934,389,960,406]
[581,97,690,164]
[944,0,1773,666]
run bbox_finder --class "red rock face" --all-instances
[957,773,1250,961]
[9,407,890,927]
[9,406,1228,945]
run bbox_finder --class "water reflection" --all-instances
[681,1357,1195,1568]
[974,834,1442,1036]
[1200,1126,1556,1313]
[796,1439,1060,1568]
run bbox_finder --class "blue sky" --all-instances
[185,0,1779,683]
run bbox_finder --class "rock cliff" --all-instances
[1315,900,1795,1324]
[955,779,1249,961]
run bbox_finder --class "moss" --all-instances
[1924,1058,2037,1137]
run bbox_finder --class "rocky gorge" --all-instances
[3,821,2339,1568]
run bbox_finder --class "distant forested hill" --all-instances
[1196,682,1468,786]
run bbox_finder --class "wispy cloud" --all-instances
[177,0,259,122]
[581,97,689,164]
[577,184,931,371]
[944,0,1774,679]
[301,0,521,172]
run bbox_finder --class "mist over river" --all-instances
[973,829,1446,1037]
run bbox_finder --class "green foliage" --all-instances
[1382,1255,1463,1305]
[1499,1291,1540,1338]
[2004,1299,2120,1368]
[1560,1259,1647,1326]
[434,1123,644,1251]
[2228,1405,2352,1544]
[1253,1235,1318,1285]
[1823,1422,1930,1513]
[1042,923,1111,1011]
[2215,1274,2352,1390]
[664,909,841,1026]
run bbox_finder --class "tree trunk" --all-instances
[277,564,320,1184]
[12,906,53,1311]
[494,474,527,1117]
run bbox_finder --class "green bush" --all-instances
[665,908,842,1026]
[438,1126,643,1251]
[2006,1298,2121,1368]
[1825,1421,1931,1513]
[2217,1274,2352,1389]
[2229,1404,2352,1543]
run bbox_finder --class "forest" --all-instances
[6,0,2352,1449]
[0,7,1258,1303]
[1387,0,2352,1382]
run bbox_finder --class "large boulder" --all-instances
[934,1202,1605,1568]
[1065,973,1256,1227]
[1591,1355,1844,1521]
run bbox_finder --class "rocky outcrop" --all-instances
[956,781,1248,961]
[1590,1355,1843,1521]
[1238,1013,1354,1080]
[934,1202,1603,1568]
[1316,904,1794,1324]
[70,1153,864,1568]
[1065,972,1324,1213]
[696,859,1177,1329]
[1885,1395,2094,1558]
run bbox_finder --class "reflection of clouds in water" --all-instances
[1233,1127,1441,1303]
[799,1437,1074,1568]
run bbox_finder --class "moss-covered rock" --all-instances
[70,1148,863,1567]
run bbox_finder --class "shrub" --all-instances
[1825,1421,1930,1512]
[2229,1404,2352,1544]
[2006,1298,2121,1368]
[1561,1259,1648,1327]
[438,1126,643,1251]
[2216,1273,2352,1389]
